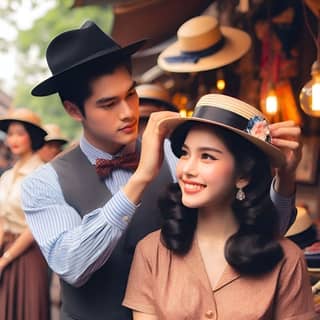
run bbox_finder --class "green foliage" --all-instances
[10,0,114,139]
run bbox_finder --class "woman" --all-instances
[0,108,50,320]
[123,94,316,319]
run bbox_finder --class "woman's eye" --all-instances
[179,149,188,157]
[202,153,215,160]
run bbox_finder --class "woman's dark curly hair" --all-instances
[159,122,284,276]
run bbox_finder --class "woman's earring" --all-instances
[236,187,246,201]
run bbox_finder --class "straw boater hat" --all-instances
[31,20,146,97]
[160,94,285,167]
[157,15,251,73]
[0,108,47,136]
[136,84,178,118]
[0,108,47,151]
[43,123,68,145]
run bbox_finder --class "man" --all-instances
[135,83,178,136]
[38,123,68,163]
[21,21,301,320]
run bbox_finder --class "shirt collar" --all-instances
[15,154,43,176]
[79,135,139,165]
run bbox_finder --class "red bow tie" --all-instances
[95,152,139,179]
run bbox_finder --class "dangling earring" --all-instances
[236,187,246,201]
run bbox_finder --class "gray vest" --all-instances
[51,146,172,320]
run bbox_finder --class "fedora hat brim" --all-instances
[159,115,285,168]
[157,27,251,73]
[32,39,146,97]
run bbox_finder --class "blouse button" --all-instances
[205,310,214,318]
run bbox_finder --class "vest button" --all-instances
[205,310,214,318]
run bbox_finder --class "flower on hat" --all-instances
[246,116,271,143]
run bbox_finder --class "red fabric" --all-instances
[95,152,139,179]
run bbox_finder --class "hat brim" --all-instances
[159,116,285,168]
[0,119,47,137]
[32,39,147,97]
[157,27,251,73]
[45,138,68,145]
[140,97,178,112]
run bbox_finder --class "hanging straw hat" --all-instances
[31,20,146,97]
[43,123,68,145]
[136,84,178,117]
[157,15,251,73]
[159,94,285,167]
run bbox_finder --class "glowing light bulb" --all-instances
[265,89,278,114]
[216,69,226,91]
[216,79,226,91]
[179,109,187,117]
[300,60,320,117]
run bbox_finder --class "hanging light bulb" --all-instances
[216,69,226,91]
[299,4,320,117]
[265,88,278,114]
[300,60,320,116]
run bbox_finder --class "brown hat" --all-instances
[159,94,285,167]
[158,16,251,73]
[136,84,178,114]
[0,108,47,137]
[43,124,68,145]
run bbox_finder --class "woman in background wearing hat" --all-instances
[0,108,49,320]
[38,123,68,163]
[123,94,316,319]
[136,83,178,136]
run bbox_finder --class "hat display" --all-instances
[157,16,251,73]
[43,124,68,145]
[285,206,317,249]
[0,108,47,137]
[32,20,146,97]
[136,84,178,115]
[159,94,285,167]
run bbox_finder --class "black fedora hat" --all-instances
[32,20,146,97]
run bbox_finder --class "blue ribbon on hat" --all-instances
[164,37,225,64]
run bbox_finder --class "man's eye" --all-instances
[127,90,137,97]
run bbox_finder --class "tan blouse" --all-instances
[0,154,44,234]
[123,230,317,320]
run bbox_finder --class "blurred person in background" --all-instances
[136,83,178,136]
[0,108,50,320]
[0,138,13,175]
[38,123,68,163]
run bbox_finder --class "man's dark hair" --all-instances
[57,57,132,116]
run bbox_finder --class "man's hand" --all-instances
[270,120,302,196]
[123,111,180,205]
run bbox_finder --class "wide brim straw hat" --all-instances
[159,94,285,168]
[43,123,68,144]
[0,108,47,137]
[158,15,251,73]
[136,84,178,112]
[32,20,146,97]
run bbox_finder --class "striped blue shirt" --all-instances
[21,136,294,287]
